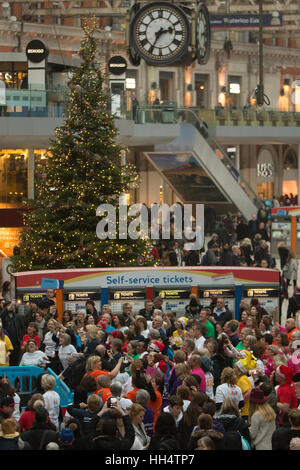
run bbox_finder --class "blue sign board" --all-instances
[41,278,64,289]
[210,13,282,28]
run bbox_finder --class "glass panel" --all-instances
[145,152,228,202]
[0,150,28,206]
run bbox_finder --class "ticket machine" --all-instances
[155,288,192,315]
[108,289,147,315]
[63,291,101,313]
[198,287,236,313]
[242,286,280,315]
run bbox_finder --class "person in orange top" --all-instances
[83,355,123,381]
[148,375,163,429]
[286,318,298,344]
[96,375,112,404]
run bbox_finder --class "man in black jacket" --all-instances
[1,301,25,365]
[287,286,300,319]
[210,298,233,327]
[21,407,59,450]
[92,400,135,450]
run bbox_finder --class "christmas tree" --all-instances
[13,18,153,271]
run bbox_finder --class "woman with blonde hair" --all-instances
[169,363,189,396]
[41,374,60,430]
[215,367,244,411]
[84,354,123,381]
[217,397,251,450]
[129,403,150,450]
[248,388,276,450]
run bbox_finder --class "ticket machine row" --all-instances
[20,285,279,319]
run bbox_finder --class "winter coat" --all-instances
[92,415,135,450]
[21,424,59,450]
[0,434,19,450]
[216,413,251,450]
[283,258,298,281]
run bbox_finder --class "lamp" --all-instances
[187,84,193,91]
[221,86,226,93]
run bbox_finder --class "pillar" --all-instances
[27,148,35,200]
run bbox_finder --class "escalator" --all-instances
[142,108,261,219]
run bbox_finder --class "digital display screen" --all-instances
[109,291,146,301]
[199,289,235,298]
[158,290,190,299]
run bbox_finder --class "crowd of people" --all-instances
[1,284,300,451]
[153,206,284,272]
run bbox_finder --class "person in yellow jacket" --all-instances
[0,321,13,367]
[234,353,254,420]
[172,317,189,348]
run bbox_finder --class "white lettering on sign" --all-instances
[257,163,273,177]
[28,49,44,53]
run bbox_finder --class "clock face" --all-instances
[196,3,211,65]
[130,2,190,65]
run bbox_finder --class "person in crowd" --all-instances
[20,407,59,450]
[0,320,13,367]
[129,403,151,450]
[41,374,60,430]
[1,300,25,366]
[272,408,300,450]
[210,298,233,327]
[215,367,244,411]
[0,417,19,450]
[282,250,298,294]
[216,397,251,450]
[275,364,298,427]
[248,388,276,450]
[18,394,45,432]
[19,339,49,367]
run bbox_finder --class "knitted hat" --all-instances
[276,365,294,385]
[60,428,74,443]
[149,341,164,353]
[157,360,168,375]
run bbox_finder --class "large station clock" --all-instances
[196,3,211,65]
[130,1,191,65]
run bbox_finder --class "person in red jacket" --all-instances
[276,365,298,426]
[20,323,41,352]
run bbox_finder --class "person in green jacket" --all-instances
[199,308,215,339]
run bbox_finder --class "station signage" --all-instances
[108,56,127,76]
[67,292,100,301]
[199,288,235,298]
[109,290,146,301]
[26,39,49,63]
[22,292,46,302]
[244,288,279,298]
[158,290,190,299]
[210,13,282,29]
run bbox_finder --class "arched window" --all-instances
[284,149,297,170]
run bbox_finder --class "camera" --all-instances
[107,397,118,408]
